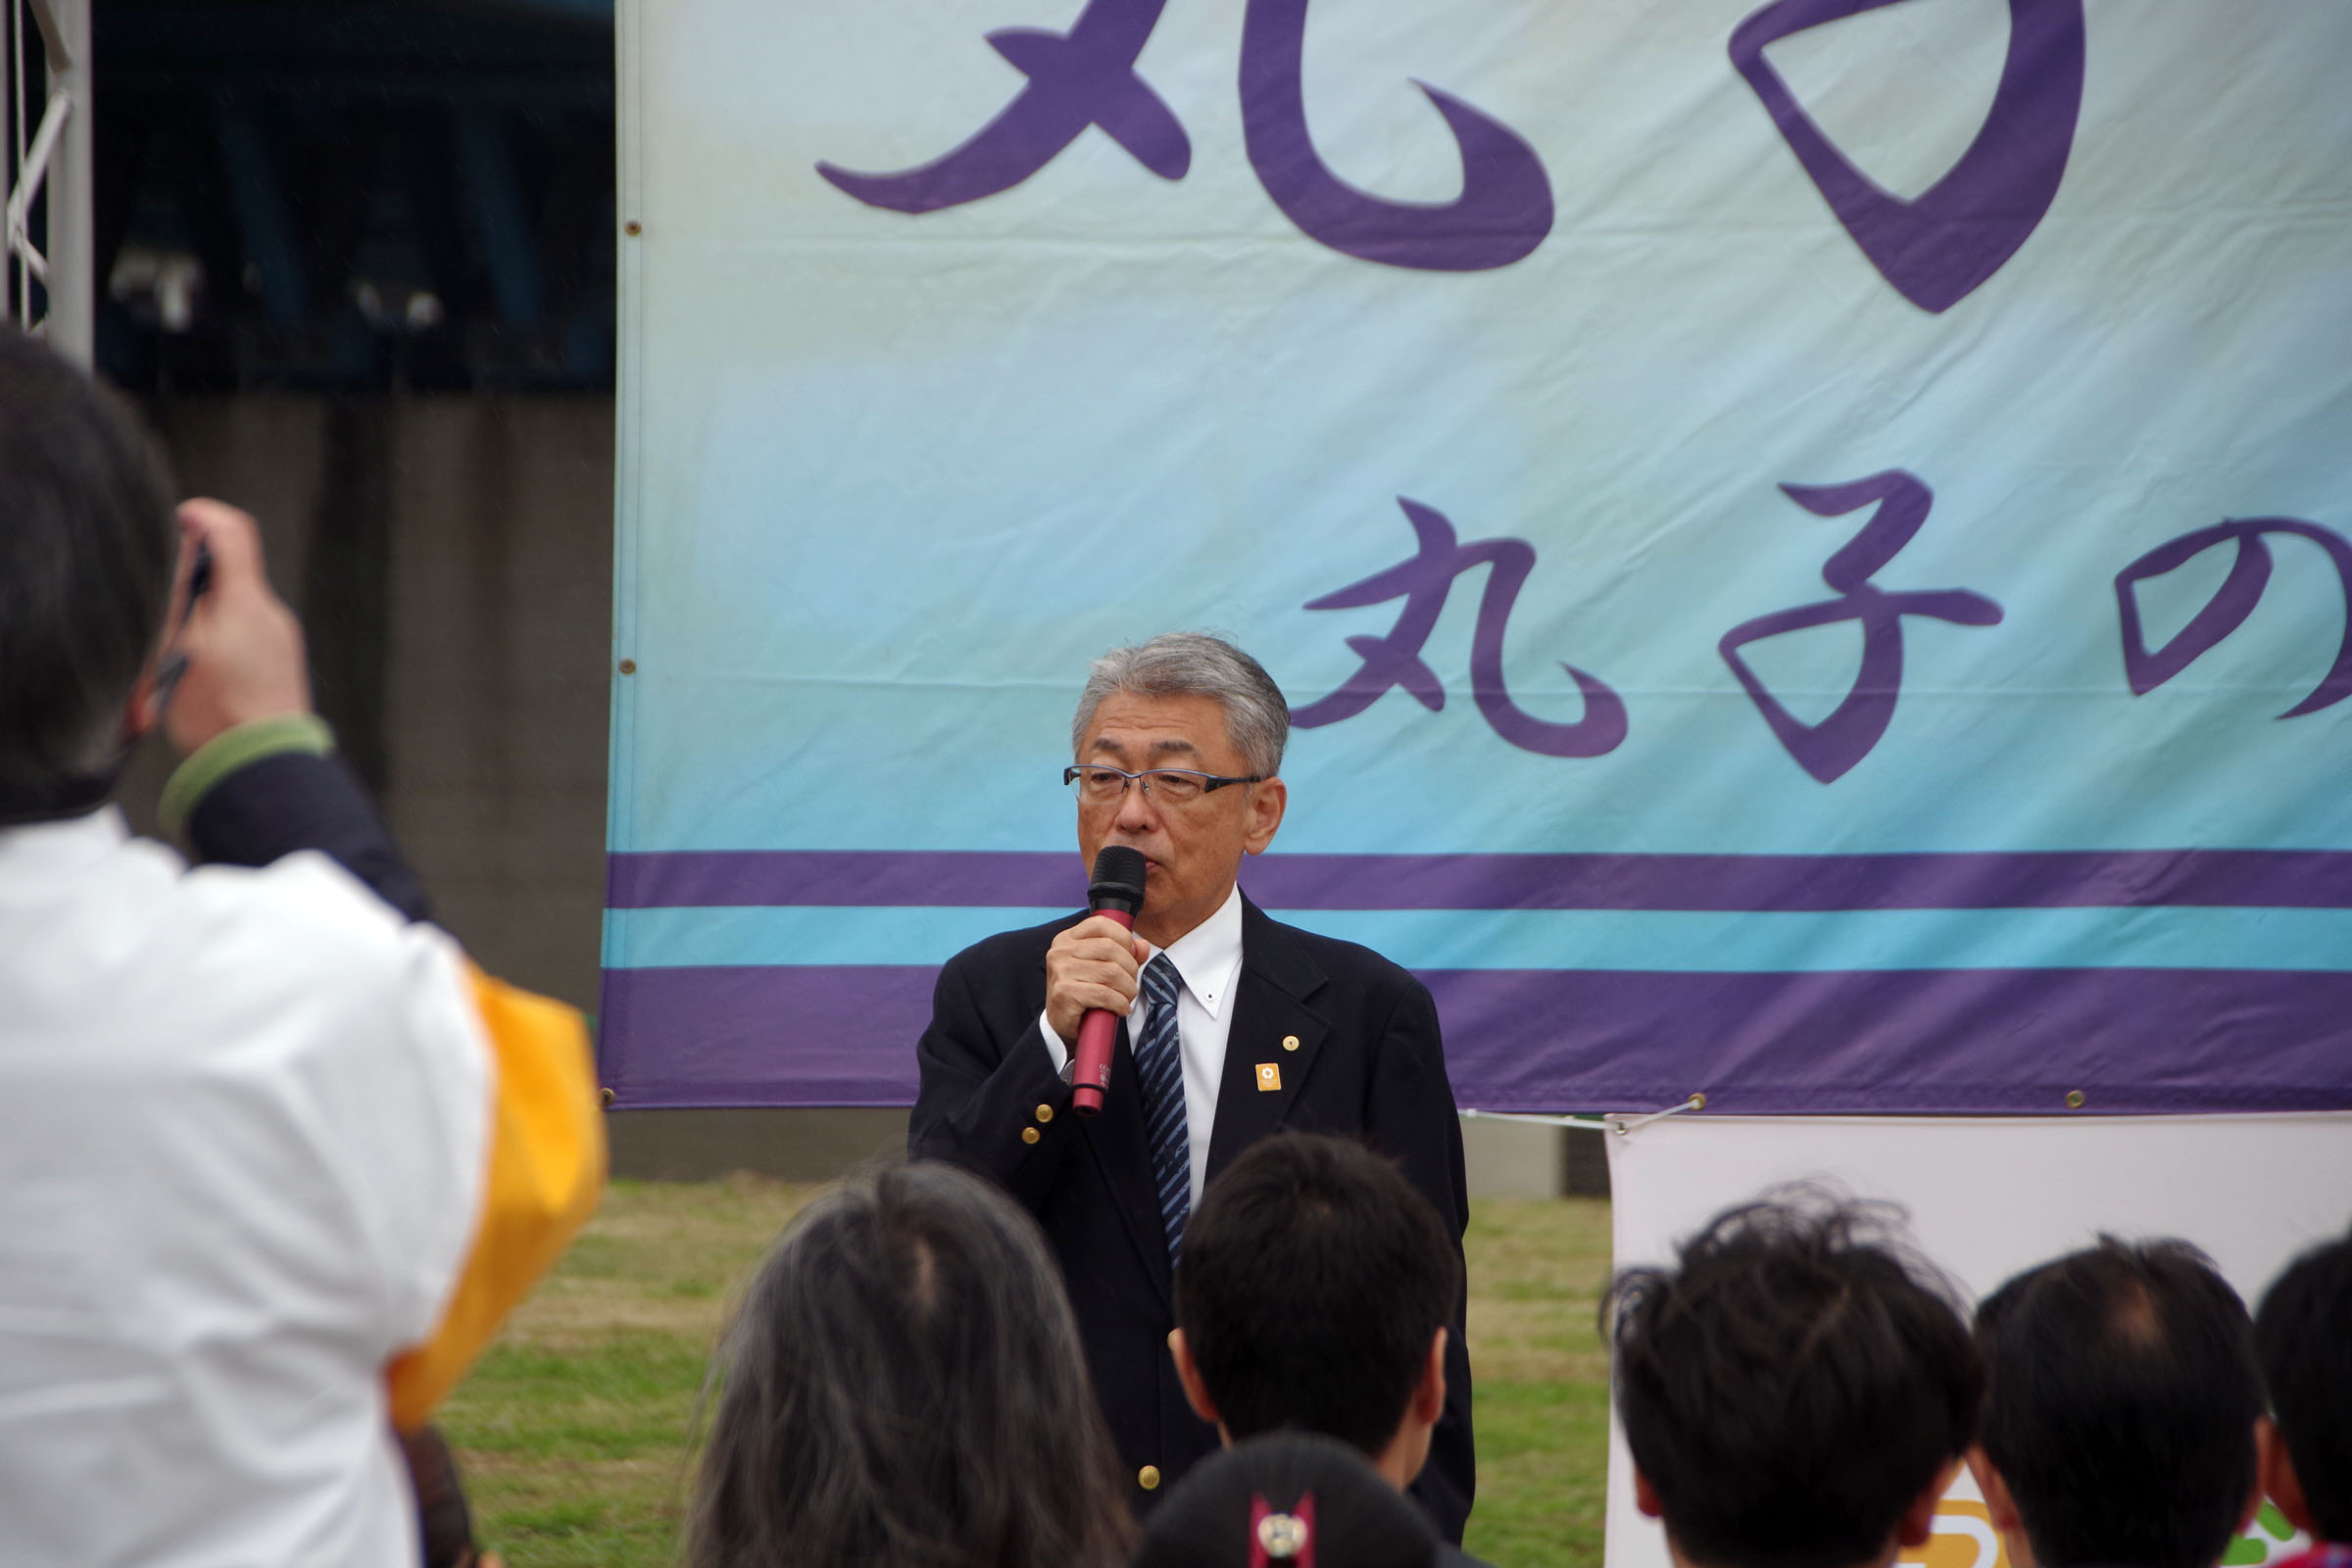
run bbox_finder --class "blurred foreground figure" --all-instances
[1972,1238,2264,1568]
[2257,1223,2352,1568]
[0,327,603,1567]
[1170,1133,1491,1567]
[1133,1434,1439,1568]
[1601,1188,1982,1568]
[686,1161,1136,1568]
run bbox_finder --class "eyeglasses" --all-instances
[1064,764,1264,807]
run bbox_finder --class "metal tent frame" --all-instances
[3,0,88,364]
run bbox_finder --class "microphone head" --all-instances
[1088,845,1149,914]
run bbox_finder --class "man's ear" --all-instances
[1969,1446,2040,1568]
[1241,777,1286,856]
[2255,1417,2305,1535]
[1634,1467,1666,1520]
[122,663,163,742]
[1411,1327,1447,1424]
[1966,1447,2017,1535]
[1895,1460,1961,1548]
[1167,1329,1222,1427]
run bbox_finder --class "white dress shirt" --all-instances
[0,808,489,1568]
[1039,882,1246,1209]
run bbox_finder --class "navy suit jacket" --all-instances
[908,896,1475,1541]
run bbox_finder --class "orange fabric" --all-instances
[386,966,606,1431]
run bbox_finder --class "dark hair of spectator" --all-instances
[1976,1236,2262,1568]
[1173,1133,1461,1455]
[1133,1433,1438,1568]
[683,1160,1135,1568]
[0,327,177,805]
[1600,1188,1981,1568]
[2255,1225,2352,1544]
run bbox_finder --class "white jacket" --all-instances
[0,808,489,1568]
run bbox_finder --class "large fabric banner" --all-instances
[1602,1114,2352,1568]
[604,0,2352,1111]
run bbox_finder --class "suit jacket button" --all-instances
[1035,1103,1054,1123]
[1282,1035,1300,1052]
[1138,1465,1161,1491]
[1020,1127,1042,1145]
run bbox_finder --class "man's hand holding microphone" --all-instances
[1046,847,1150,1116]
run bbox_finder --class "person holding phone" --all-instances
[0,325,603,1568]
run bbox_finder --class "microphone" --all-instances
[1070,845,1147,1118]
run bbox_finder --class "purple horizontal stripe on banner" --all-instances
[595,963,2352,1114]
[599,964,936,1107]
[604,848,2352,912]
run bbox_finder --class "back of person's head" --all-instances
[1975,1237,2261,1568]
[686,1160,1135,1568]
[2255,1225,2352,1544]
[1173,1132,1459,1454]
[0,327,176,805]
[1134,1433,1438,1568]
[1601,1187,1981,1568]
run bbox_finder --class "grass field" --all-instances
[439,1179,1615,1567]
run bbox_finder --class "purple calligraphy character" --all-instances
[2115,517,2352,717]
[818,0,1190,214]
[1294,498,1627,757]
[1239,0,1553,271]
[1730,0,2084,312]
[1719,471,2002,783]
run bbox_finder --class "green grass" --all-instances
[1458,1197,1614,1568]
[438,1180,1613,1567]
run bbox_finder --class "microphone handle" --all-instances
[1068,906,1136,1117]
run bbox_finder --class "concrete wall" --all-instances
[122,393,1604,1200]
[129,396,614,1012]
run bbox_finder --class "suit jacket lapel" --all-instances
[1204,898,1331,1184]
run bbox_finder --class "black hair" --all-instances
[2255,1224,2352,1543]
[1600,1187,1981,1568]
[685,1160,1136,1568]
[1975,1237,2262,1568]
[1133,1433,1438,1568]
[1173,1133,1461,1456]
[0,327,176,805]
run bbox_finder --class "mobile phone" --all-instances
[153,541,216,714]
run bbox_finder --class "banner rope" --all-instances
[1461,1095,1705,1137]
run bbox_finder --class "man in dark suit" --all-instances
[909,632,1473,1541]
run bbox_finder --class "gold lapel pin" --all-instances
[1255,1062,1282,1092]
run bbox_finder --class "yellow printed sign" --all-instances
[1897,1500,2007,1568]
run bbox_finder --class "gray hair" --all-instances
[685,1161,1137,1568]
[1072,632,1290,777]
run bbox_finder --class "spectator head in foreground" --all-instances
[1134,1434,1439,1568]
[685,1160,1136,1568]
[1971,1238,2263,1568]
[0,323,178,807]
[1170,1133,1460,1493]
[1601,1188,1981,1568]
[2255,1225,2352,1555]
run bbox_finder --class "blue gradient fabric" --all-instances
[606,0,2352,1113]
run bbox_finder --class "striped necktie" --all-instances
[1135,954,1191,1263]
